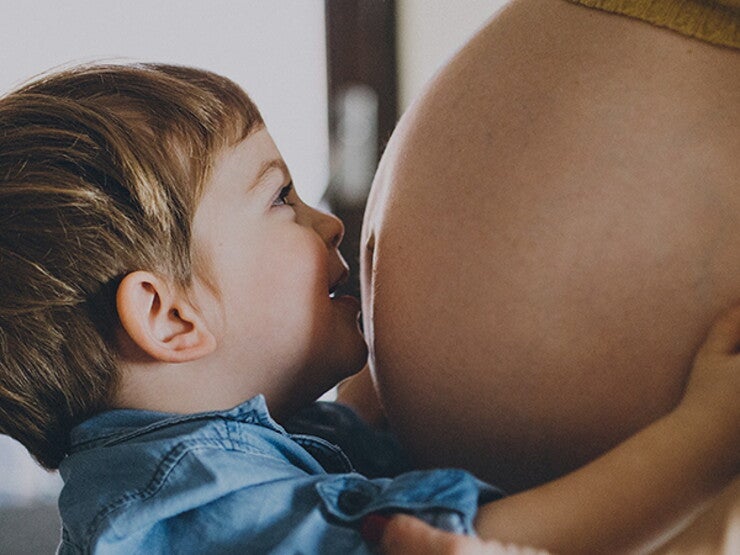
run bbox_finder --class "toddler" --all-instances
[0,63,736,554]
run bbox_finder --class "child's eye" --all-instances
[273,183,294,207]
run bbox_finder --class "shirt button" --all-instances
[337,488,373,515]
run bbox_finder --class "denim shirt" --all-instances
[58,395,502,554]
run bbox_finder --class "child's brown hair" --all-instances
[0,63,263,469]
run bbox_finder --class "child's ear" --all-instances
[116,271,216,363]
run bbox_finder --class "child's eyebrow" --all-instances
[252,159,290,189]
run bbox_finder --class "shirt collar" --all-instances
[69,394,284,452]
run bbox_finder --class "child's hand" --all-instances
[377,514,550,555]
[681,303,740,430]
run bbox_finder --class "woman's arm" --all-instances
[473,305,740,553]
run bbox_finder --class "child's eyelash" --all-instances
[273,183,294,207]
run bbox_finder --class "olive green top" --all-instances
[566,0,739,48]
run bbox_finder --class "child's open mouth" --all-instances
[328,268,349,299]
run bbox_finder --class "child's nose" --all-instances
[313,208,345,249]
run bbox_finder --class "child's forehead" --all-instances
[209,129,290,187]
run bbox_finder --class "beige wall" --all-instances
[396,0,510,111]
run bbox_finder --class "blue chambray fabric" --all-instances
[57,395,503,554]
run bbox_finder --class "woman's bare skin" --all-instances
[361,0,739,496]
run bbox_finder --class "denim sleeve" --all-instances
[283,401,413,478]
[316,469,503,536]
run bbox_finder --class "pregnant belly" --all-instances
[360,0,739,492]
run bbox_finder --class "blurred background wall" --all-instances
[397,0,508,110]
[0,1,507,553]
[0,0,330,206]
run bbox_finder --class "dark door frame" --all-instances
[324,0,398,299]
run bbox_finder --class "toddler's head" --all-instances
[0,63,366,470]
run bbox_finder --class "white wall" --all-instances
[0,0,329,205]
[396,0,510,111]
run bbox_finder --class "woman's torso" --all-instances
[361,0,740,492]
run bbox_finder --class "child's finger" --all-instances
[379,515,450,554]
[699,304,740,356]
[378,514,521,555]
[378,514,473,554]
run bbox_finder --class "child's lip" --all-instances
[328,268,349,295]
